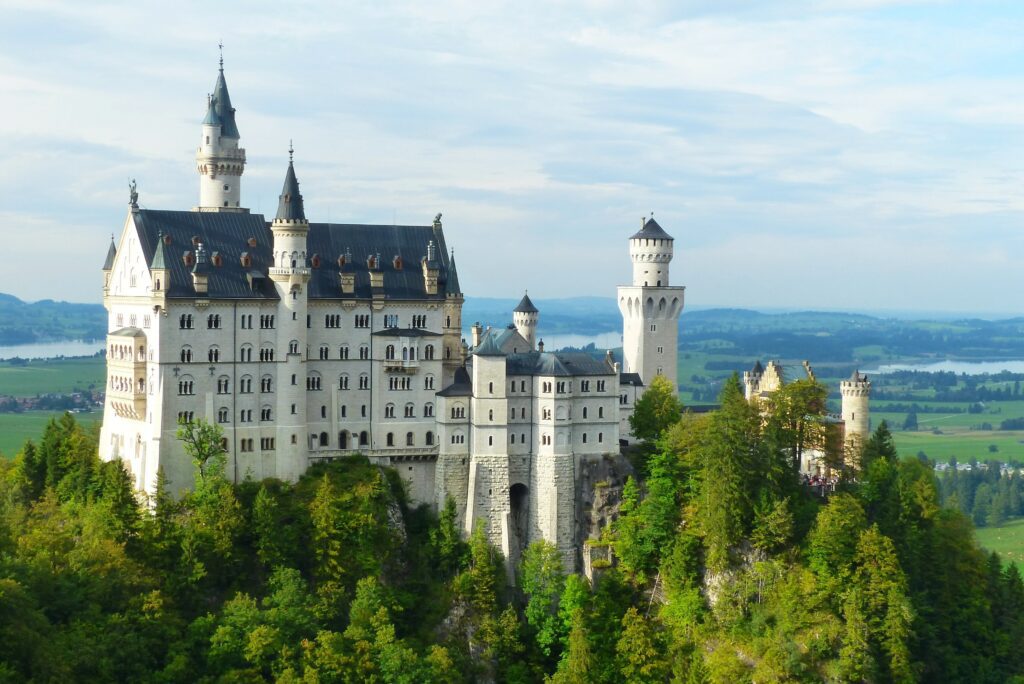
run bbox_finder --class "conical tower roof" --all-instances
[514,292,538,313]
[209,65,240,138]
[630,216,673,241]
[275,156,306,222]
[102,237,117,270]
[445,253,461,296]
[150,232,168,269]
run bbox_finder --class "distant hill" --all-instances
[0,294,106,345]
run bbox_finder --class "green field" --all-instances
[0,411,101,457]
[0,357,105,396]
[976,517,1024,566]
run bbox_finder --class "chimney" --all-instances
[471,322,482,347]
[538,338,545,353]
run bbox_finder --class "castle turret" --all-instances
[102,236,116,292]
[617,216,686,396]
[513,292,539,350]
[195,53,247,212]
[268,150,310,481]
[841,370,871,456]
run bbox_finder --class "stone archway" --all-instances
[509,483,530,569]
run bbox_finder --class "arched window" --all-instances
[385,403,395,418]
[405,403,415,418]
[598,406,604,418]
[339,374,350,390]
[261,375,273,392]
[406,432,414,446]
[386,432,394,447]
[385,345,396,360]
[339,431,349,449]
[426,431,434,446]
[359,431,369,446]
[424,344,435,360]
[320,431,329,447]
[217,407,229,423]
[208,346,220,363]
[582,407,588,419]
[180,346,193,363]
[488,382,494,394]
[217,376,230,394]
[424,402,434,417]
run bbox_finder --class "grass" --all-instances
[0,411,101,458]
[975,517,1024,567]
[0,357,106,397]
[891,430,1024,464]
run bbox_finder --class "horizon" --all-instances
[2,2,1023,313]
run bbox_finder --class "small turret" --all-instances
[629,216,674,287]
[102,236,116,291]
[513,291,539,350]
[150,231,169,296]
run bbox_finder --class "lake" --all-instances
[872,360,1024,375]
[0,340,104,361]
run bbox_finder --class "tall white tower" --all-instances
[195,54,247,212]
[513,292,539,351]
[841,370,872,456]
[268,151,311,481]
[617,216,685,394]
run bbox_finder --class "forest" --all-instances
[1,375,1023,682]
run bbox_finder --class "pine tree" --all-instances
[616,607,668,683]
[520,540,566,658]
[552,610,594,684]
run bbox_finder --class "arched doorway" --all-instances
[509,483,530,569]
[339,431,348,450]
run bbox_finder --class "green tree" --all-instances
[616,607,668,683]
[902,409,918,431]
[520,540,566,658]
[807,493,867,590]
[552,609,594,684]
[430,496,469,578]
[629,374,683,442]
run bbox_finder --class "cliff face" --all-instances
[575,452,635,569]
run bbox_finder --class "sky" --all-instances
[1,0,1023,314]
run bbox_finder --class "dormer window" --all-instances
[311,254,321,268]
[240,252,252,268]
[182,251,195,267]
[393,255,402,270]
[367,255,378,269]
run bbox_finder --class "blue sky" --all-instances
[1,0,1023,314]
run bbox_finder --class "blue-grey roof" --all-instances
[514,292,538,313]
[750,360,764,375]
[202,96,222,127]
[132,209,456,301]
[630,217,673,241]
[371,328,441,337]
[150,232,168,269]
[275,161,306,222]
[102,239,116,270]
[437,366,472,397]
[474,334,506,357]
[619,372,644,387]
[506,351,614,377]
[445,254,461,296]
[210,68,240,138]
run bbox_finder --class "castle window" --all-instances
[177,377,194,395]
[261,406,272,421]
[341,405,347,418]
[360,431,369,446]
[598,407,604,418]
[306,373,322,391]
[583,433,588,444]
[488,436,493,446]
[597,380,606,392]
[260,346,276,362]
[406,432,414,446]
[261,376,273,393]
[384,314,399,328]
[239,376,253,393]
[360,345,370,360]
[207,314,221,329]
[385,403,395,418]
[321,405,327,418]
[291,374,297,385]
[650,324,656,332]
[387,432,394,446]
[489,382,494,394]
[319,345,329,360]
[488,409,493,421]
[426,431,434,446]
[405,403,415,418]
[359,374,370,390]
[217,376,230,394]
[291,404,297,415]
[521,408,526,418]
[425,402,434,417]
[657,346,663,354]
[180,347,193,363]
[583,407,588,419]
[340,345,350,359]
[510,433,516,444]
[240,345,253,362]
[424,375,435,390]
[260,314,275,329]
[208,347,220,363]
[239,409,253,423]
[598,432,603,443]
[339,374,350,390]
[288,341,299,355]
[217,407,229,423]
[581,381,590,392]
[386,345,396,360]
[361,405,367,418]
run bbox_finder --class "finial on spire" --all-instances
[218,41,224,70]
[289,140,294,163]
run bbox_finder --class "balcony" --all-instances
[383,359,419,373]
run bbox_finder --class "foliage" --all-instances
[629,374,683,442]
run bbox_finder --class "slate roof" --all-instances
[131,209,457,301]
[619,372,644,387]
[445,253,461,296]
[437,366,473,397]
[630,217,673,241]
[103,239,116,270]
[275,161,306,222]
[514,292,538,313]
[477,326,530,355]
[209,68,240,138]
[505,351,614,377]
[109,327,145,338]
[848,370,869,382]
[371,328,441,337]
[150,231,168,269]
[474,334,506,357]
[750,360,764,375]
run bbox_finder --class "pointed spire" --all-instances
[103,236,117,270]
[275,152,306,223]
[514,291,538,313]
[445,249,461,296]
[150,231,168,270]
[209,50,239,138]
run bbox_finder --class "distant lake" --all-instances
[543,331,622,351]
[872,360,1024,375]
[0,340,103,361]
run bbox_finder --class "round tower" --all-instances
[513,292,539,351]
[630,215,673,287]
[195,53,247,211]
[268,149,310,482]
[840,370,872,449]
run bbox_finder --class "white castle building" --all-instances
[99,60,684,571]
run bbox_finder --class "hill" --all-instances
[0,292,106,345]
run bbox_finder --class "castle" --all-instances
[98,60,684,572]
[743,360,872,474]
